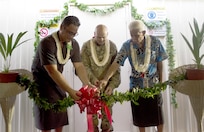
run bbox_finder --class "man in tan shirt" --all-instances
[81,24,121,132]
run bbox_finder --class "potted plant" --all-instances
[0,31,31,83]
[181,18,204,80]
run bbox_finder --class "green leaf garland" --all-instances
[18,75,167,112]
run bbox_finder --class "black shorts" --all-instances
[34,104,68,130]
[131,94,164,127]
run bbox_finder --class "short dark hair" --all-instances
[61,16,80,27]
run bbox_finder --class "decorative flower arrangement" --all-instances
[52,32,72,64]
[90,39,110,66]
[131,35,151,72]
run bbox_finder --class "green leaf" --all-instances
[181,18,204,69]
[0,33,7,59]
[0,31,31,72]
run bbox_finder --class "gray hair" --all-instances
[129,20,147,31]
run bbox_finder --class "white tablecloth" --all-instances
[0,83,25,98]
[172,80,204,132]
[173,80,204,96]
[169,65,204,132]
[0,69,32,132]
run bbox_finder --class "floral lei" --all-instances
[52,31,72,64]
[90,38,110,66]
[130,35,151,72]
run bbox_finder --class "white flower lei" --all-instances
[90,39,110,66]
[52,32,72,64]
[130,35,151,72]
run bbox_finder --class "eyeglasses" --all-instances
[64,27,79,37]
[130,31,145,37]
[67,31,78,37]
[67,31,79,37]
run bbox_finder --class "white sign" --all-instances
[147,25,166,36]
[145,7,166,21]
[38,9,60,38]
[39,9,60,21]
[145,7,167,36]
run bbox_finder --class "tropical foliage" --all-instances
[181,18,204,69]
[18,75,167,112]
[0,31,30,72]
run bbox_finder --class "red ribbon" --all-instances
[140,72,145,78]
[75,85,112,132]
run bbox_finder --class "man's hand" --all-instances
[69,89,82,101]
[86,82,100,96]
[86,82,97,89]
[92,78,100,87]
[99,79,108,89]
[104,86,113,95]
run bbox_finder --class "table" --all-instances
[0,69,32,132]
[173,80,204,132]
[169,64,204,132]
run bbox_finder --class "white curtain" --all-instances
[0,0,204,132]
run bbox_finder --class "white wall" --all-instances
[0,0,204,132]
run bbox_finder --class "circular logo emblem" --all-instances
[147,11,156,19]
